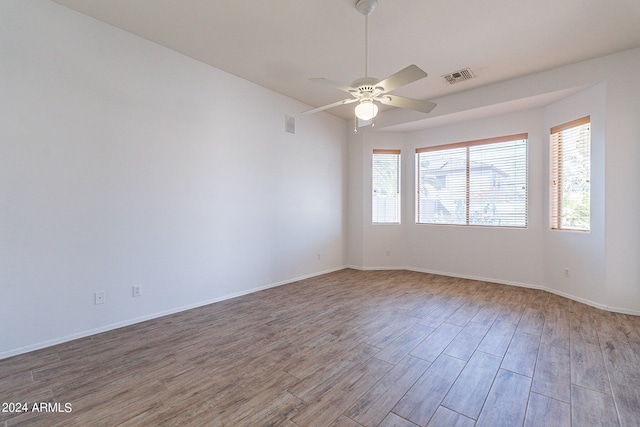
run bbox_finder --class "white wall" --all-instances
[405,109,546,288]
[348,131,407,269]
[349,48,640,315]
[0,0,348,358]
[543,84,606,308]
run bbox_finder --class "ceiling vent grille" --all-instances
[442,68,475,85]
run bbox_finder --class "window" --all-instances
[372,149,401,223]
[416,134,528,227]
[550,116,590,231]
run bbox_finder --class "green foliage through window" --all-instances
[551,117,591,231]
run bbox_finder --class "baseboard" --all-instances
[0,266,347,360]
[345,264,406,271]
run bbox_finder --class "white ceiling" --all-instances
[52,0,640,127]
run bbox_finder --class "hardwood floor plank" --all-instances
[516,307,546,336]
[501,332,540,377]
[600,339,640,427]
[541,309,571,350]
[0,351,59,377]
[571,340,611,394]
[470,303,503,326]
[419,301,462,328]
[570,305,600,345]
[344,355,430,426]
[287,342,379,402]
[410,323,463,362]
[443,322,490,361]
[379,412,420,427]
[330,415,367,427]
[531,343,571,403]
[595,311,631,343]
[609,382,640,427]
[599,339,640,386]
[441,351,502,419]
[223,390,303,426]
[523,392,571,427]
[282,331,368,379]
[365,314,420,348]
[393,354,466,426]
[477,319,517,357]
[475,369,531,427]
[446,302,483,327]
[406,294,448,319]
[291,358,393,426]
[427,406,475,427]
[571,384,620,427]
[495,302,525,324]
[374,324,435,364]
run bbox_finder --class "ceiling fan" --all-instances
[302,0,436,125]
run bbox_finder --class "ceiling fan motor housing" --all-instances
[350,77,380,92]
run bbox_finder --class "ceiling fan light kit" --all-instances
[302,0,436,126]
[354,99,378,121]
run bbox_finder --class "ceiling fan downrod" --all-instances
[355,0,377,78]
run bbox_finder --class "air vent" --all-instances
[285,115,295,134]
[442,68,475,85]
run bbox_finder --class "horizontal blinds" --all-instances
[469,140,527,226]
[416,135,527,227]
[372,151,401,223]
[550,116,590,230]
[416,133,528,153]
[416,147,467,225]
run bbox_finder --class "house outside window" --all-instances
[416,134,528,227]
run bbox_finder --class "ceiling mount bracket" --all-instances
[355,0,377,16]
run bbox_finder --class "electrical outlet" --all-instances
[386,249,391,256]
[95,291,105,305]
[317,253,321,260]
[132,286,141,297]
[564,268,570,278]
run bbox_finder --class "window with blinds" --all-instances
[550,116,590,231]
[372,149,401,224]
[416,134,528,227]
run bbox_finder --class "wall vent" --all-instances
[442,68,475,85]
[285,115,295,134]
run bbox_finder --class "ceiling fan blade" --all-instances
[382,95,436,114]
[375,65,428,93]
[302,97,358,114]
[309,78,357,94]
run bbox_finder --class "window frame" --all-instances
[372,149,401,225]
[415,133,528,228]
[550,116,591,232]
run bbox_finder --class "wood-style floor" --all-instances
[2,269,640,426]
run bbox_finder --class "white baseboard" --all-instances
[345,264,406,271]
